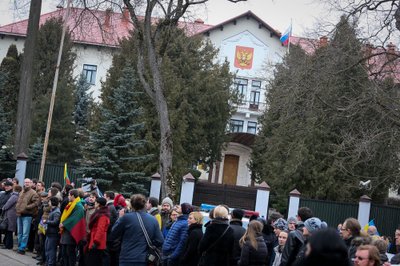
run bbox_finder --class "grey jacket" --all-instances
[2,192,19,232]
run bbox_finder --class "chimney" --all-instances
[365,42,373,55]
[104,8,112,27]
[122,7,130,23]
[194,18,204,24]
[319,36,328,47]
[386,42,397,62]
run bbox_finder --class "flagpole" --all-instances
[288,19,292,53]
[38,0,72,181]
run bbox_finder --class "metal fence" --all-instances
[300,198,358,229]
[192,181,257,210]
[370,204,400,237]
[26,161,82,188]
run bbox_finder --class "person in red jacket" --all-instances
[85,197,110,266]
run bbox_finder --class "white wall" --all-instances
[73,44,116,99]
[0,35,116,100]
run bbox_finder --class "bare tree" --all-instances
[102,0,245,198]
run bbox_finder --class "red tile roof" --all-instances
[291,36,400,83]
[0,8,214,48]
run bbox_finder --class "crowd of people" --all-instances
[0,177,399,266]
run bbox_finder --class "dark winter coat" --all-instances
[2,192,19,232]
[198,219,234,266]
[111,210,163,264]
[46,207,61,236]
[344,236,357,262]
[280,223,305,266]
[162,214,189,260]
[180,223,203,266]
[238,235,269,266]
[0,190,13,213]
[230,219,246,266]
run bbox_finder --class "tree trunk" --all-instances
[14,0,42,157]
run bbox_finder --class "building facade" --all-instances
[0,9,286,186]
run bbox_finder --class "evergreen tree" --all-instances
[30,17,77,163]
[251,16,400,203]
[100,30,235,194]
[0,72,14,177]
[29,138,43,162]
[74,74,94,160]
[0,44,21,132]
[75,74,93,129]
[81,64,152,194]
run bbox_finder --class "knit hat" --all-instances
[273,218,288,230]
[96,197,107,207]
[161,197,173,208]
[288,216,297,224]
[304,217,327,233]
[181,203,193,215]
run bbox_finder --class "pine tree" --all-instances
[29,138,43,162]
[81,64,152,194]
[251,16,400,203]
[100,30,235,194]
[0,72,14,176]
[0,44,21,132]
[30,17,78,163]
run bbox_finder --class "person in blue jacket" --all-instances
[162,202,192,266]
[111,194,163,266]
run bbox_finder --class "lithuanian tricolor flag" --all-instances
[63,163,71,185]
[60,197,86,244]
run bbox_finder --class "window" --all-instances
[250,91,260,109]
[234,78,248,98]
[82,64,97,85]
[230,119,244,133]
[247,121,257,134]
[251,80,262,89]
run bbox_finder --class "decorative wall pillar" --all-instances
[15,153,28,185]
[357,195,371,227]
[149,173,161,200]
[180,173,195,205]
[254,181,270,219]
[288,189,301,219]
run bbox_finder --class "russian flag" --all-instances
[280,24,292,46]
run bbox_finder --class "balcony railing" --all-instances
[232,100,267,113]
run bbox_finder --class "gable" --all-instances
[205,15,286,77]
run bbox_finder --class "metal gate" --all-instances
[192,181,257,210]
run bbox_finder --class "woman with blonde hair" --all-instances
[198,205,234,266]
[180,212,204,265]
[238,220,268,266]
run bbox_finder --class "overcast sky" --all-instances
[0,0,332,36]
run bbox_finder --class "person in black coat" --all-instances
[230,208,246,266]
[238,220,268,266]
[180,211,204,266]
[198,205,234,266]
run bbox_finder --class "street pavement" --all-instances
[0,248,37,266]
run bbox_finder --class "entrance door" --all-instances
[222,154,239,185]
